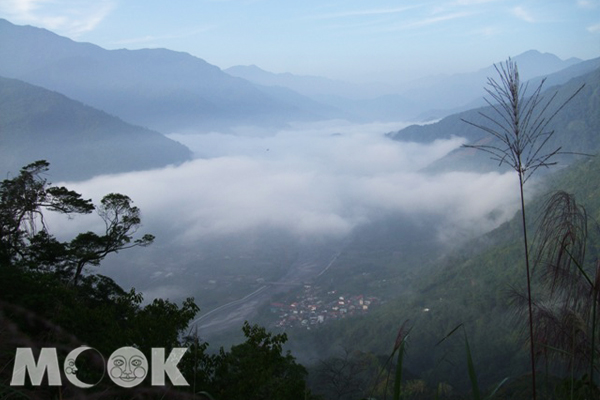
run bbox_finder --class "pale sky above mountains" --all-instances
[1,0,598,83]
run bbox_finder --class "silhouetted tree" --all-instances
[210,322,314,400]
[0,160,154,284]
[0,160,94,265]
[68,193,154,284]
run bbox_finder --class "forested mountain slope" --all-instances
[299,150,600,395]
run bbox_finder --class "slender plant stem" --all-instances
[591,285,597,398]
[462,58,585,399]
[572,325,576,400]
[518,168,537,400]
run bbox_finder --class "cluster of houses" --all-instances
[269,284,380,329]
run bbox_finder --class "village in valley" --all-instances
[269,284,381,330]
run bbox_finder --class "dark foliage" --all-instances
[0,161,313,400]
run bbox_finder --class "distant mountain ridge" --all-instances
[225,65,383,99]
[1,18,594,132]
[0,76,192,181]
[389,65,600,173]
[226,50,587,122]
[0,19,338,133]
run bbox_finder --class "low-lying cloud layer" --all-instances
[50,120,520,248]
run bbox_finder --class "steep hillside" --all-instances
[294,149,600,394]
[0,76,192,181]
[0,19,336,133]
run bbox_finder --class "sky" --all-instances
[0,0,598,83]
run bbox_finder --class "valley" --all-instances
[193,246,342,336]
[1,12,599,399]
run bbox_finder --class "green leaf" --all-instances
[464,330,481,400]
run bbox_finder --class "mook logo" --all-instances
[10,346,189,388]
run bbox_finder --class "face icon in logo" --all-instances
[65,359,77,375]
[108,347,148,388]
[63,346,105,389]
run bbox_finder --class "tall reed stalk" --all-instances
[462,59,584,400]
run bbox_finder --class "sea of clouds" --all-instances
[45,120,522,297]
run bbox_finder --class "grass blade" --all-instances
[436,323,464,347]
[464,330,481,400]
[485,377,509,400]
[393,339,405,400]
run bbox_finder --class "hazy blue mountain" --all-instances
[420,55,600,121]
[250,83,349,121]
[227,51,586,123]
[389,66,600,172]
[496,49,582,80]
[225,65,377,99]
[526,55,600,91]
[225,65,424,121]
[315,93,425,122]
[399,50,584,116]
[330,51,593,123]
[0,76,192,181]
[0,19,337,133]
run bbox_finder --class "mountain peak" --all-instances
[513,49,561,62]
[515,49,544,57]
[493,50,583,81]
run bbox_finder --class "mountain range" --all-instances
[226,50,586,122]
[0,19,339,134]
[1,17,599,183]
[2,18,594,135]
